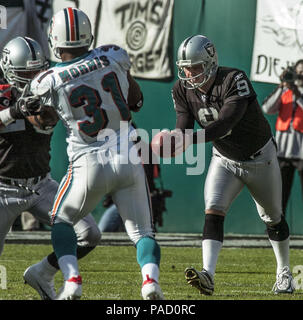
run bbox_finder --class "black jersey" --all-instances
[0,84,52,178]
[172,66,272,161]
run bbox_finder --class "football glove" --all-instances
[10,84,42,119]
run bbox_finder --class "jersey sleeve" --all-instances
[223,70,257,105]
[30,69,56,107]
[96,45,131,71]
[172,81,195,130]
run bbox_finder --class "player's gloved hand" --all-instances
[10,84,42,119]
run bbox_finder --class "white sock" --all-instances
[202,239,223,277]
[141,263,159,283]
[269,237,290,274]
[39,257,58,279]
[58,255,80,281]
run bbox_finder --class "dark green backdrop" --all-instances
[49,0,303,234]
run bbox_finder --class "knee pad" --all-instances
[266,215,289,241]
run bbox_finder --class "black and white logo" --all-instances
[126,20,147,51]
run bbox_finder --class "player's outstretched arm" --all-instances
[0,93,42,127]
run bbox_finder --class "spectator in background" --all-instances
[262,60,303,216]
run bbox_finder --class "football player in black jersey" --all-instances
[0,37,101,299]
[155,35,294,295]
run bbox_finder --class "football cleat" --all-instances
[141,275,164,300]
[23,263,56,300]
[56,276,82,300]
[272,266,295,294]
[185,267,214,295]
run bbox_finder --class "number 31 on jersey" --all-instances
[69,71,131,138]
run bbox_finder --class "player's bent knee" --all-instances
[127,227,155,245]
[76,224,101,247]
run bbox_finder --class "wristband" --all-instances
[0,108,15,126]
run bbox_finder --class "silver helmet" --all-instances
[0,36,49,89]
[176,35,218,89]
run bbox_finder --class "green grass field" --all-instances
[0,244,303,300]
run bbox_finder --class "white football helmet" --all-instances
[0,36,48,89]
[48,7,93,59]
[176,35,218,89]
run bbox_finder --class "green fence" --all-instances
[49,0,303,234]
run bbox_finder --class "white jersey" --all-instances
[31,45,134,161]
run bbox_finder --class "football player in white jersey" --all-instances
[30,7,164,300]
